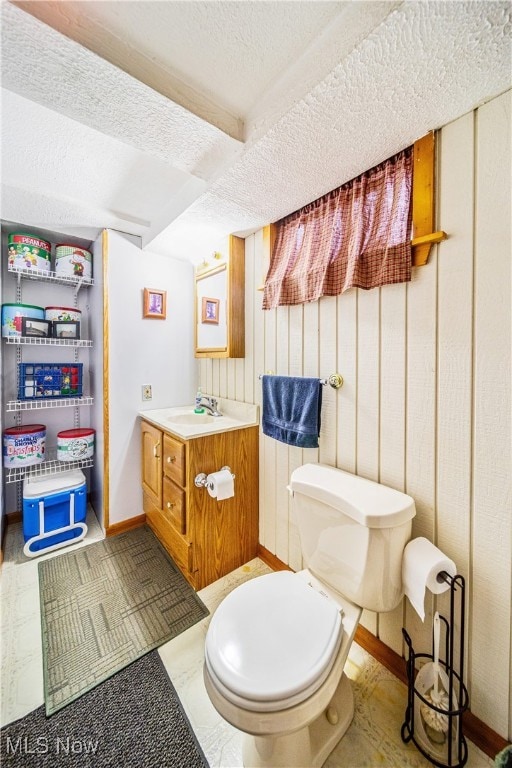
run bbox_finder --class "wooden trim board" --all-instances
[105,514,146,538]
[257,542,292,572]
[102,228,110,531]
[5,510,22,525]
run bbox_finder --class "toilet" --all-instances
[203,463,416,768]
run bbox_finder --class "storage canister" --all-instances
[44,306,81,323]
[7,233,51,272]
[1,303,45,337]
[57,428,95,461]
[3,424,46,468]
[55,244,92,280]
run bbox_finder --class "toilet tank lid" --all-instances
[290,464,416,528]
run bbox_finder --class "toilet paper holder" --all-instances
[401,571,469,768]
[194,466,235,489]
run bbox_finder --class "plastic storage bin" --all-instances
[22,469,88,557]
[18,363,83,399]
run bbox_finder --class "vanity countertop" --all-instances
[139,398,259,440]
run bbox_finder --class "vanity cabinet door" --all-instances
[141,421,162,508]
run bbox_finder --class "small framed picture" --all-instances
[52,320,81,339]
[21,317,51,338]
[201,297,219,324]
[143,288,167,319]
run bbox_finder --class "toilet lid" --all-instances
[205,571,342,703]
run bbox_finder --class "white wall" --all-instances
[104,230,197,527]
[199,90,512,740]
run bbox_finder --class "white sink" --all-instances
[167,413,214,425]
[140,398,259,439]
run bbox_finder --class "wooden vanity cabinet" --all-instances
[141,420,259,590]
[141,420,162,507]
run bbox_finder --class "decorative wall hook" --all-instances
[327,373,343,389]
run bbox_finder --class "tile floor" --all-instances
[1,516,494,768]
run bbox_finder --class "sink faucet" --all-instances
[198,397,222,417]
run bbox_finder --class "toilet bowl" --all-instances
[204,569,362,767]
[204,464,416,767]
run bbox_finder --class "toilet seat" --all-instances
[205,571,343,712]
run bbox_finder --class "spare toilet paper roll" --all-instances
[402,537,457,621]
[207,469,234,501]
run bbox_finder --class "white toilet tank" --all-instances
[290,464,416,613]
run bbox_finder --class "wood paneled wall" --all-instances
[199,90,511,740]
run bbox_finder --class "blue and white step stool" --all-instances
[22,469,88,558]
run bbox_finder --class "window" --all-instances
[262,133,443,308]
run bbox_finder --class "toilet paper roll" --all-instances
[402,537,457,621]
[207,469,234,501]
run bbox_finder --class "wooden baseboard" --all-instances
[1,513,21,568]
[105,514,146,537]
[258,545,510,759]
[257,544,293,572]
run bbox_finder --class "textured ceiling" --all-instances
[1,1,511,262]
[29,1,346,117]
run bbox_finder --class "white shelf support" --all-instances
[4,256,95,494]
[8,265,94,288]
[5,457,94,484]
[5,396,94,412]
[5,337,92,347]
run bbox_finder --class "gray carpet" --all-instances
[0,651,209,767]
[39,525,209,715]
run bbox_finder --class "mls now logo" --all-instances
[5,737,49,755]
[5,736,99,755]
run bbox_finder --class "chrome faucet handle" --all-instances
[207,397,222,416]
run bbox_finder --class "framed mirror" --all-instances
[196,264,228,353]
[194,235,245,358]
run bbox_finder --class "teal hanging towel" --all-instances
[261,375,322,448]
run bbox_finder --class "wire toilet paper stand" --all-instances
[401,573,469,768]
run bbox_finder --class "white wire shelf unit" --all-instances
[5,396,94,412]
[7,265,94,288]
[4,456,94,484]
[4,255,96,489]
[5,336,92,347]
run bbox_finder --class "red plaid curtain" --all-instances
[263,147,413,309]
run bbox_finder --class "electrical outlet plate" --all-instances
[142,384,152,401]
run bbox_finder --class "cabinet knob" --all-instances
[153,442,160,459]
[167,455,176,463]
[166,501,175,510]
